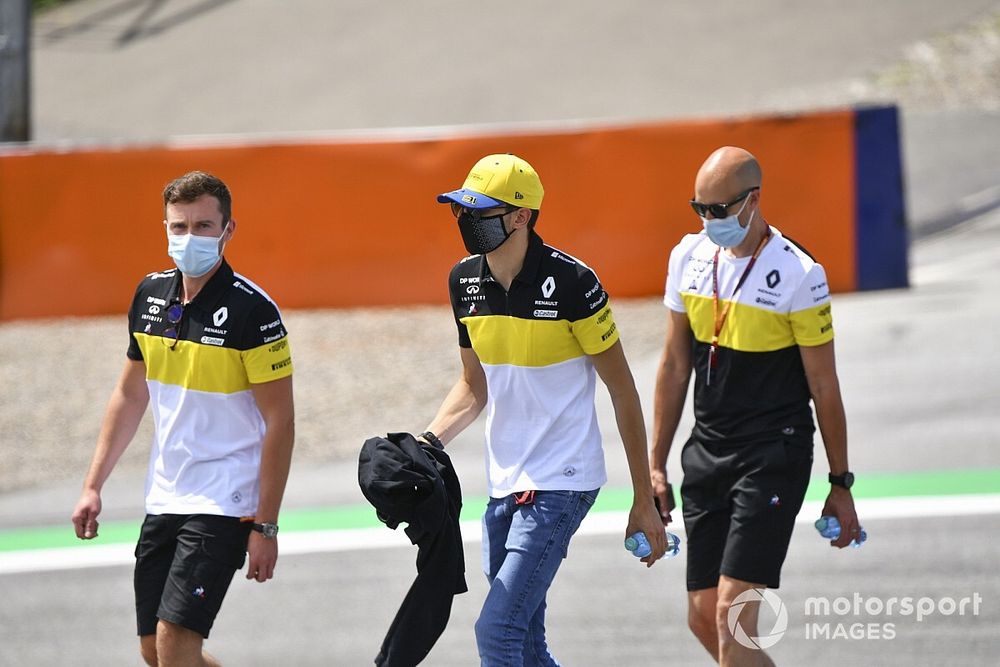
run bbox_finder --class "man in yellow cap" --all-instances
[417,153,667,665]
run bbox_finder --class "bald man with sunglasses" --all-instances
[651,146,859,666]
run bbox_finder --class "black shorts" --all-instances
[134,514,251,639]
[680,434,813,591]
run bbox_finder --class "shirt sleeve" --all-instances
[571,267,619,355]
[126,282,144,361]
[448,264,472,348]
[663,242,687,313]
[789,263,835,346]
[240,301,293,383]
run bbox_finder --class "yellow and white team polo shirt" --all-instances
[664,226,834,444]
[449,232,620,497]
[127,260,293,517]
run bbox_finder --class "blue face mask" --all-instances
[167,223,228,277]
[702,196,755,248]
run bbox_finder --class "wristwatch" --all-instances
[418,431,444,450]
[252,522,279,538]
[828,471,855,489]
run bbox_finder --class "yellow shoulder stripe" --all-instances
[134,333,294,392]
[572,304,619,355]
[461,316,582,367]
[791,302,835,347]
[461,304,619,367]
[681,293,832,351]
[243,336,294,384]
[135,333,250,393]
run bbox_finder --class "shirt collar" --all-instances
[516,231,545,285]
[181,259,234,311]
[478,231,545,286]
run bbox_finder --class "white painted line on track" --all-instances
[2,494,998,575]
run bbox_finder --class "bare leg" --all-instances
[155,619,222,667]
[716,575,776,667]
[139,634,157,666]
[688,587,721,662]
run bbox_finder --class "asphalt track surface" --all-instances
[4,208,1000,665]
[4,1,1000,665]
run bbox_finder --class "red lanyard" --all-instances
[707,230,771,385]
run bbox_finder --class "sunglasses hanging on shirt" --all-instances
[162,298,185,350]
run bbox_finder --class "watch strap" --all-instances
[828,472,854,489]
[252,522,279,538]
[419,431,444,450]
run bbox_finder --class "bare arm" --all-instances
[591,340,668,566]
[423,347,488,446]
[800,340,858,548]
[71,358,149,539]
[649,309,693,523]
[246,375,295,582]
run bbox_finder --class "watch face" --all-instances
[831,472,854,488]
[259,523,279,538]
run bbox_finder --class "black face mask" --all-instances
[457,209,513,255]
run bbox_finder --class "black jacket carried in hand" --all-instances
[358,432,467,667]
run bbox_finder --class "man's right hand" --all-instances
[650,468,675,526]
[71,489,102,539]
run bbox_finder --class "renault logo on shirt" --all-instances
[541,276,556,299]
[213,307,229,327]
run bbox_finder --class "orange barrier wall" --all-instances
[0,110,857,321]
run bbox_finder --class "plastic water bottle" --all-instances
[625,531,681,559]
[815,515,867,548]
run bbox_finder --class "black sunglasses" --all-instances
[450,202,518,221]
[162,300,185,350]
[690,187,759,219]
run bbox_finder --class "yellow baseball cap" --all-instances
[437,154,544,210]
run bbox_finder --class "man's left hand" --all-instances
[246,531,278,582]
[822,487,860,549]
[627,499,669,568]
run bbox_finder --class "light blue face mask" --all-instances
[166,223,228,277]
[702,195,755,248]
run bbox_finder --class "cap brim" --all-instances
[436,188,504,209]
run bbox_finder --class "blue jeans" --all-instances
[476,489,599,667]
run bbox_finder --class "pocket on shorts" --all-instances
[134,537,150,560]
[165,536,244,636]
[679,437,695,473]
[779,438,814,477]
[197,532,248,571]
[134,515,167,560]
[179,535,246,611]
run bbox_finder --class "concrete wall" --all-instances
[0,106,906,320]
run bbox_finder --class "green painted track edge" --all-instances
[2,468,998,552]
